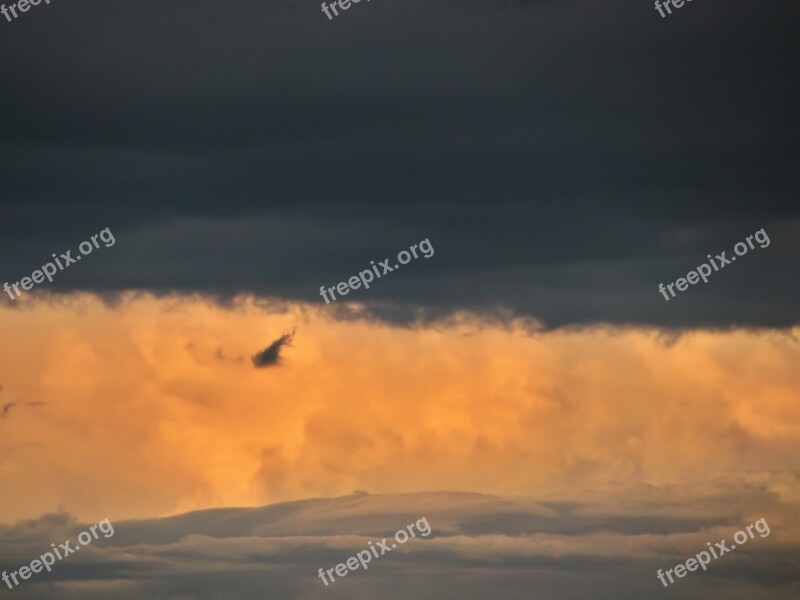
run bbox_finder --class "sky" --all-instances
[0,0,798,598]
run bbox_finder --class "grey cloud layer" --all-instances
[0,0,797,329]
[1,484,798,599]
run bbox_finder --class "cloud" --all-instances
[0,489,797,599]
[251,330,295,368]
[0,0,796,329]
[1,294,799,523]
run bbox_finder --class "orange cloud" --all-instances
[1,294,798,523]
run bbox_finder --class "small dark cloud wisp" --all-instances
[251,331,295,368]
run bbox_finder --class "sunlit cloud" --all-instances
[0,293,798,525]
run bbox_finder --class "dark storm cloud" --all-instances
[0,485,797,599]
[251,331,294,368]
[0,0,797,329]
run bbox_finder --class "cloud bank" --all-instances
[1,0,797,329]
[1,295,798,524]
[1,488,798,599]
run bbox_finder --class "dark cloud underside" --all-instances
[0,0,797,329]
